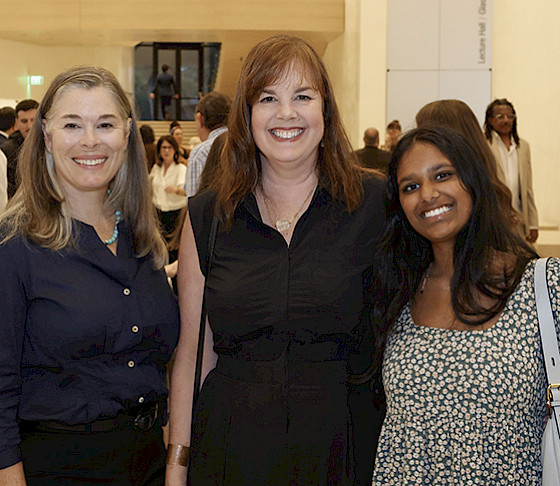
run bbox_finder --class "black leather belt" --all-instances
[22,399,165,434]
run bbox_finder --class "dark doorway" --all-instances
[134,42,220,121]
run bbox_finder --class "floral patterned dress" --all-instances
[373,258,560,485]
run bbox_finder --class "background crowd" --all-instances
[0,33,557,486]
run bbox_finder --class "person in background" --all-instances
[0,107,16,212]
[139,124,157,171]
[170,125,188,164]
[2,99,39,199]
[194,131,227,194]
[354,127,391,173]
[166,35,386,485]
[150,64,178,121]
[0,106,16,146]
[369,126,555,485]
[150,135,187,244]
[184,91,231,197]
[187,135,201,152]
[381,119,401,152]
[415,99,519,229]
[0,65,179,485]
[484,98,539,244]
[165,131,229,282]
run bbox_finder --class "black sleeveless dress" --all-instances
[188,176,386,485]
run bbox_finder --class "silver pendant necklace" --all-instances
[260,182,315,233]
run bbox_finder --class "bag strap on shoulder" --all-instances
[535,257,560,435]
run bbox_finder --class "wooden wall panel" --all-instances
[2,0,344,45]
[1,0,80,30]
[0,0,343,113]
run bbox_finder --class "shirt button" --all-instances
[128,360,135,368]
[131,325,139,333]
[123,288,131,296]
[138,396,145,404]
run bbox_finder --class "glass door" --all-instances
[134,42,220,121]
[154,46,179,121]
[154,43,202,121]
[180,48,202,121]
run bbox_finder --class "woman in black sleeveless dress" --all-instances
[166,35,386,485]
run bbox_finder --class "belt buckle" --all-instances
[133,403,158,431]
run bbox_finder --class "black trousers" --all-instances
[157,208,181,239]
[20,419,166,485]
[159,95,172,120]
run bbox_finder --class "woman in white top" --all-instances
[150,135,186,241]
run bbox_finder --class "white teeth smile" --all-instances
[271,128,303,139]
[422,205,452,218]
[73,158,106,166]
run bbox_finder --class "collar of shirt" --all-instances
[207,126,228,143]
[492,130,517,154]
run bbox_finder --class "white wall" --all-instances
[324,0,388,150]
[386,0,492,131]
[0,39,134,103]
[329,0,559,230]
[358,0,389,150]
[323,0,361,149]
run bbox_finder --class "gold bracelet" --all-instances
[166,443,190,466]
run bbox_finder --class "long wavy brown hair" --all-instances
[215,35,364,226]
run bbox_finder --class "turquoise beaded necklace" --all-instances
[102,209,122,245]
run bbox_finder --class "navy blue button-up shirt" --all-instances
[0,220,179,469]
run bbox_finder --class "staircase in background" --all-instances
[138,120,198,145]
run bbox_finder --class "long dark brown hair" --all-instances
[364,126,538,380]
[416,99,519,228]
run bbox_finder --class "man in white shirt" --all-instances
[484,98,539,243]
[184,91,231,197]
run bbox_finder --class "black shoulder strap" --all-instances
[192,214,218,405]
